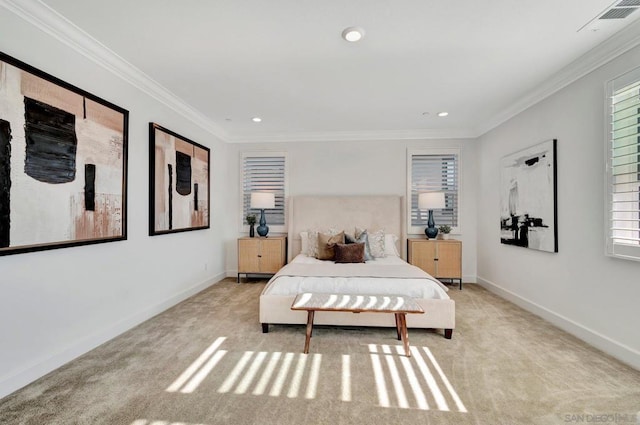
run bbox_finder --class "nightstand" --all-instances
[237,236,287,283]
[407,238,462,289]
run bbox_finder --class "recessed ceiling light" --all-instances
[252,117,262,123]
[341,26,365,42]
[437,112,449,117]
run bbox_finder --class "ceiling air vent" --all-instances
[599,0,640,19]
[615,0,640,6]
[600,7,637,19]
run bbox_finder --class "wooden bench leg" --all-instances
[304,311,314,354]
[395,313,401,340]
[398,313,411,357]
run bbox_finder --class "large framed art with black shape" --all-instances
[0,51,128,256]
[149,123,210,236]
[499,139,558,253]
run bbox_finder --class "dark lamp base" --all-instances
[425,226,438,239]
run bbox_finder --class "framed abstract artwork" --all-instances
[0,52,128,256]
[500,139,558,253]
[149,123,210,236]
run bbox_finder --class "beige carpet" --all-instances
[1,279,639,425]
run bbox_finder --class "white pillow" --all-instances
[384,233,400,257]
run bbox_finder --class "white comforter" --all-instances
[262,254,450,300]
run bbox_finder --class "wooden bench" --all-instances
[290,293,424,357]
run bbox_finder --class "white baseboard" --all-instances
[0,271,226,399]
[477,276,640,371]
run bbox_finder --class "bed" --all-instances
[258,195,455,338]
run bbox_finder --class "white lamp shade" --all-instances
[418,192,446,210]
[251,192,275,209]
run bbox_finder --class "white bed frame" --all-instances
[259,195,455,338]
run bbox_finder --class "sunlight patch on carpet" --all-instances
[218,351,254,393]
[369,344,390,407]
[287,353,308,398]
[234,351,268,394]
[398,349,429,410]
[164,337,466,413]
[181,350,227,394]
[407,345,448,410]
[252,351,281,395]
[382,344,410,408]
[367,344,467,412]
[341,354,351,402]
[165,337,227,393]
[268,352,295,397]
[420,346,467,413]
[305,353,322,399]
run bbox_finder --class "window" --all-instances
[241,152,287,232]
[606,67,640,261]
[407,149,460,235]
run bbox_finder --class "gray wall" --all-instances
[226,139,478,281]
[476,44,640,369]
[0,10,231,398]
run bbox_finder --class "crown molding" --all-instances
[4,0,640,144]
[0,0,229,141]
[475,17,640,137]
[225,128,477,143]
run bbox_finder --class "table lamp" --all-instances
[418,192,446,239]
[251,192,275,237]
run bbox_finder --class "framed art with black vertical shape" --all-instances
[500,138,558,253]
[149,123,210,236]
[0,51,128,256]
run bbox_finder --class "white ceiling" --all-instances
[32,0,640,142]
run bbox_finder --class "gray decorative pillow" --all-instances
[357,227,385,258]
[347,230,373,261]
[334,243,365,263]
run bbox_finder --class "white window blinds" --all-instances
[242,153,286,227]
[409,151,459,230]
[606,68,640,260]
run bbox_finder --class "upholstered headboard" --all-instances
[287,195,406,261]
